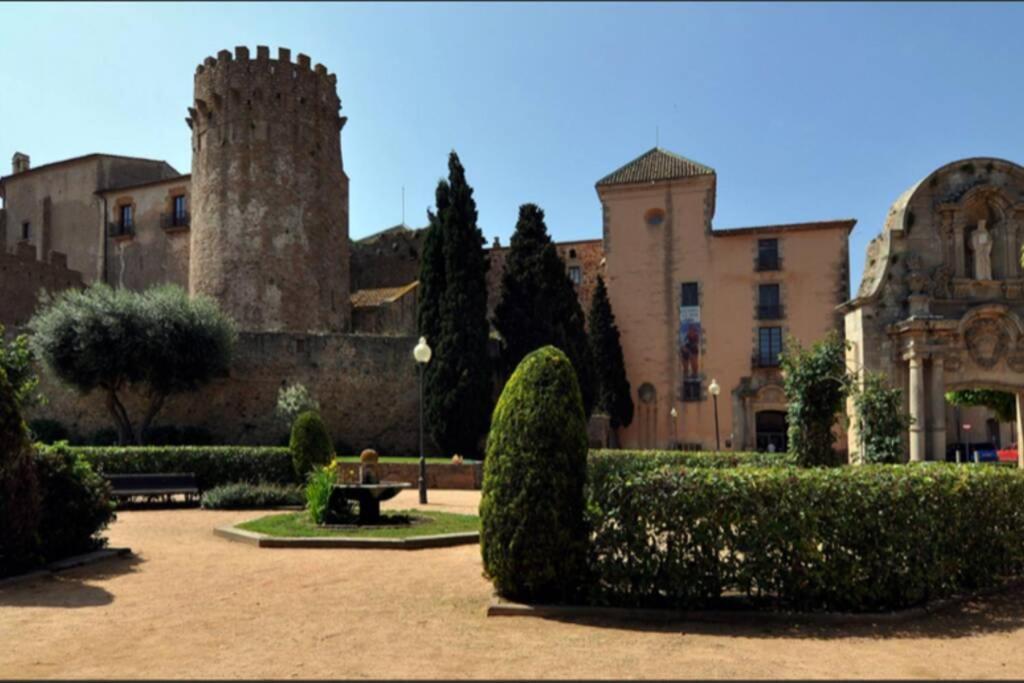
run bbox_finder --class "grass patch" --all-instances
[237,509,480,538]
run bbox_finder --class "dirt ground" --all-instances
[4,489,1024,679]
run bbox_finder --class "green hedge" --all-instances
[589,449,793,478]
[39,445,296,490]
[586,463,1024,612]
[200,482,304,509]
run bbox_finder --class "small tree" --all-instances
[290,411,335,478]
[493,203,596,416]
[416,152,493,458]
[480,346,589,603]
[0,325,42,409]
[780,331,850,467]
[275,383,320,426]
[0,367,42,576]
[30,284,236,445]
[588,276,634,429]
[852,372,911,464]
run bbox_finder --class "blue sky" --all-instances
[2,2,1022,292]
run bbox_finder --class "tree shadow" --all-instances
[0,553,143,609]
[534,584,1024,640]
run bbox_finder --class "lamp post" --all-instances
[413,336,432,504]
[669,406,678,450]
[709,378,721,451]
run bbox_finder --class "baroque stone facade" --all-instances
[843,157,1024,463]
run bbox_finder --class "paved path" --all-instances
[3,489,1024,679]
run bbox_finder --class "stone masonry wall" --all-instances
[28,331,427,455]
[0,243,83,327]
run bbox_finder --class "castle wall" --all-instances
[28,331,426,455]
[188,47,350,333]
[350,226,425,292]
[0,244,84,327]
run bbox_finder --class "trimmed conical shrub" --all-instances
[289,411,334,478]
[0,367,41,576]
[480,345,589,603]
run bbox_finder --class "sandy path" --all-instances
[3,489,1024,679]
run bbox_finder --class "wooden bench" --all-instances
[104,473,200,505]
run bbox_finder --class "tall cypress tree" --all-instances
[416,152,491,458]
[493,203,596,416]
[588,275,634,429]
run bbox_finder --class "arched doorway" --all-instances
[842,157,1024,464]
[755,410,787,452]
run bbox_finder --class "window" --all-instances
[681,282,699,307]
[757,283,782,319]
[568,266,582,285]
[682,378,702,402]
[173,195,187,225]
[757,327,783,367]
[644,208,666,227]
[568,248,577,259]
[21,222,30,241]
[757,238,780,271]
[120,205,134,230]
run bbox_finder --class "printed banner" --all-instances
[678,304,701,380]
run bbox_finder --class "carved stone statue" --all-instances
[971,219,993,280]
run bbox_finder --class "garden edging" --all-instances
[214,525,479,549]
[487,577,1024,626]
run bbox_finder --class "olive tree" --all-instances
[29,284,236,445]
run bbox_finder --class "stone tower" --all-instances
[187,46,350,333]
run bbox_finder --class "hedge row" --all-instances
[589,449,794,475]
[39,445,296,490]
[586,463,1024,612]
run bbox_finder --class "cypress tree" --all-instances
[493,203,595,416]
[416,152,492,458]
[588,275,634,429]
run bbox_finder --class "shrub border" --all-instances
[0,547,132,589]
[487,578,1024,626]
[214,525,479,550]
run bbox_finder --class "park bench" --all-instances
[104,473,200,505]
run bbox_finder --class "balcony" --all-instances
[757,304,784,320]
[756,254,781,271]
[107,221,134,239]
[752,354,782,370]
[161,212,191,230]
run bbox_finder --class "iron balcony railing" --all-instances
[756,254,781,271]
[161,212,191,229]
[752,353,782,369]
[107,221,133,238]
[757,304,784,320]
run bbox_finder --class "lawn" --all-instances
[237,509,480,538]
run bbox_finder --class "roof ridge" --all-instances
[597,147,715,187]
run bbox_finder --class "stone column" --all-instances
[928,357,946,461]
[908,353,927,462]
[952,222,966,279]
[1016,392,1024,470]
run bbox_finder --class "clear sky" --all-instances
[2,2,1022,292]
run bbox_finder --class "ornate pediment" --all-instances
[964,317,1008,369]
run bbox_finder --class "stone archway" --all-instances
[843,157,1024,465]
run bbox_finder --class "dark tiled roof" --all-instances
[597,147,715,187]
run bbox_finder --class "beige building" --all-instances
[596,148,852,451]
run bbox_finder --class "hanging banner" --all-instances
[678,304,701,384]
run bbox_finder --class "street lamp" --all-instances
[413,336,432,504]
[669,406,678,449]
[708,378,721,451]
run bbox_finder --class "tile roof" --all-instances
[596,147,715,187]
[350,281,419,308]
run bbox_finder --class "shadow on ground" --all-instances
[0,553,144,609]
[533,585,1024,641]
